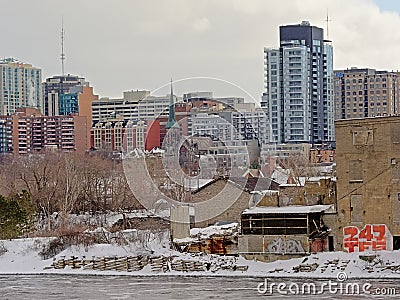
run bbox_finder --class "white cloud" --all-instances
[192,17,210,33]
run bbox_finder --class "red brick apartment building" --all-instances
[0,107,87,154]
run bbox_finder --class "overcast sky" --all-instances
[1,0,400,101]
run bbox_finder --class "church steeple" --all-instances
[166,79,177,129]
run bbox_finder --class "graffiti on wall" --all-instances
[267,237,305,254]
[343,224,393,253]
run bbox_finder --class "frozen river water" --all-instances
[0,275,399,299]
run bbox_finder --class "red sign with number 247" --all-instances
[343,224,393,253]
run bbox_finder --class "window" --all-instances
[350,195,363,223]
[353,129,373,146]
[349,161,363,182]
[391,123,400,143]
[241,214,308,235]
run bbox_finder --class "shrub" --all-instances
[39,238,66,260]
[0,192,35,239]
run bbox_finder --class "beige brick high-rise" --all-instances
[334,68,400,120]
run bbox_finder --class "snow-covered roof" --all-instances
[190,222,238,239]
[270,164,337,187]
[314,163,336,175]
[270,166,290,185]
[150,147,165,154]
[242,204,334,215]
[184,178,214,190]
[126,148,145,158]
[174,222,239,243]
[307,176,337,182]
[242,168,265,178]
[270,166,305,186]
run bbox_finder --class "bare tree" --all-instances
[0,152,143,232]
[277,154,319,185]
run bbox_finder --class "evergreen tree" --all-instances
[0,192,35,239]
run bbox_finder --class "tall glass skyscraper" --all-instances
[0,58,42,115]
[261,21,334,144]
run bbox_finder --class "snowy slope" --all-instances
[2,237,400,279]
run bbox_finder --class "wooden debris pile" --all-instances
[44,255,149,272]
[44,254,248,273]
[292,263,319,273]
[319,258,350,273]
[171,259,206,272]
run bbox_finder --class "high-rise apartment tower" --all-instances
[261,21,334,144]
[0,58,42,115]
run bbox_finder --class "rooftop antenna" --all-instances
[325,9,332,39]
[60,17,66,76]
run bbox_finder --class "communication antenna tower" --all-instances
[61,18,66,76]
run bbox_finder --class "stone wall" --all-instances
[335,116,400,250]
[189,179,251,228]
[256,178,336,207]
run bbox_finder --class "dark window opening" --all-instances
[393,236,400,250]
[328,236,334,251]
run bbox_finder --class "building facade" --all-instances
[261,21,334,144]
[91,118,125,153]
[0,58,42,115]
[91,90,178,124]
[126,120,147,152]
[333,68,400,120]
[192,113,233,141]
[192,109,269,146]
[335,116,400,251]
[42,74,87,116]
[309,145,336,163]
[0,107,87,155]
[92,90,193,151]
[0,117,12,153]
[239,205,334,261]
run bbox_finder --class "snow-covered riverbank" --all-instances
[2,237,400,279]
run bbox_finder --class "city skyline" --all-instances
[1,0,400,101]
